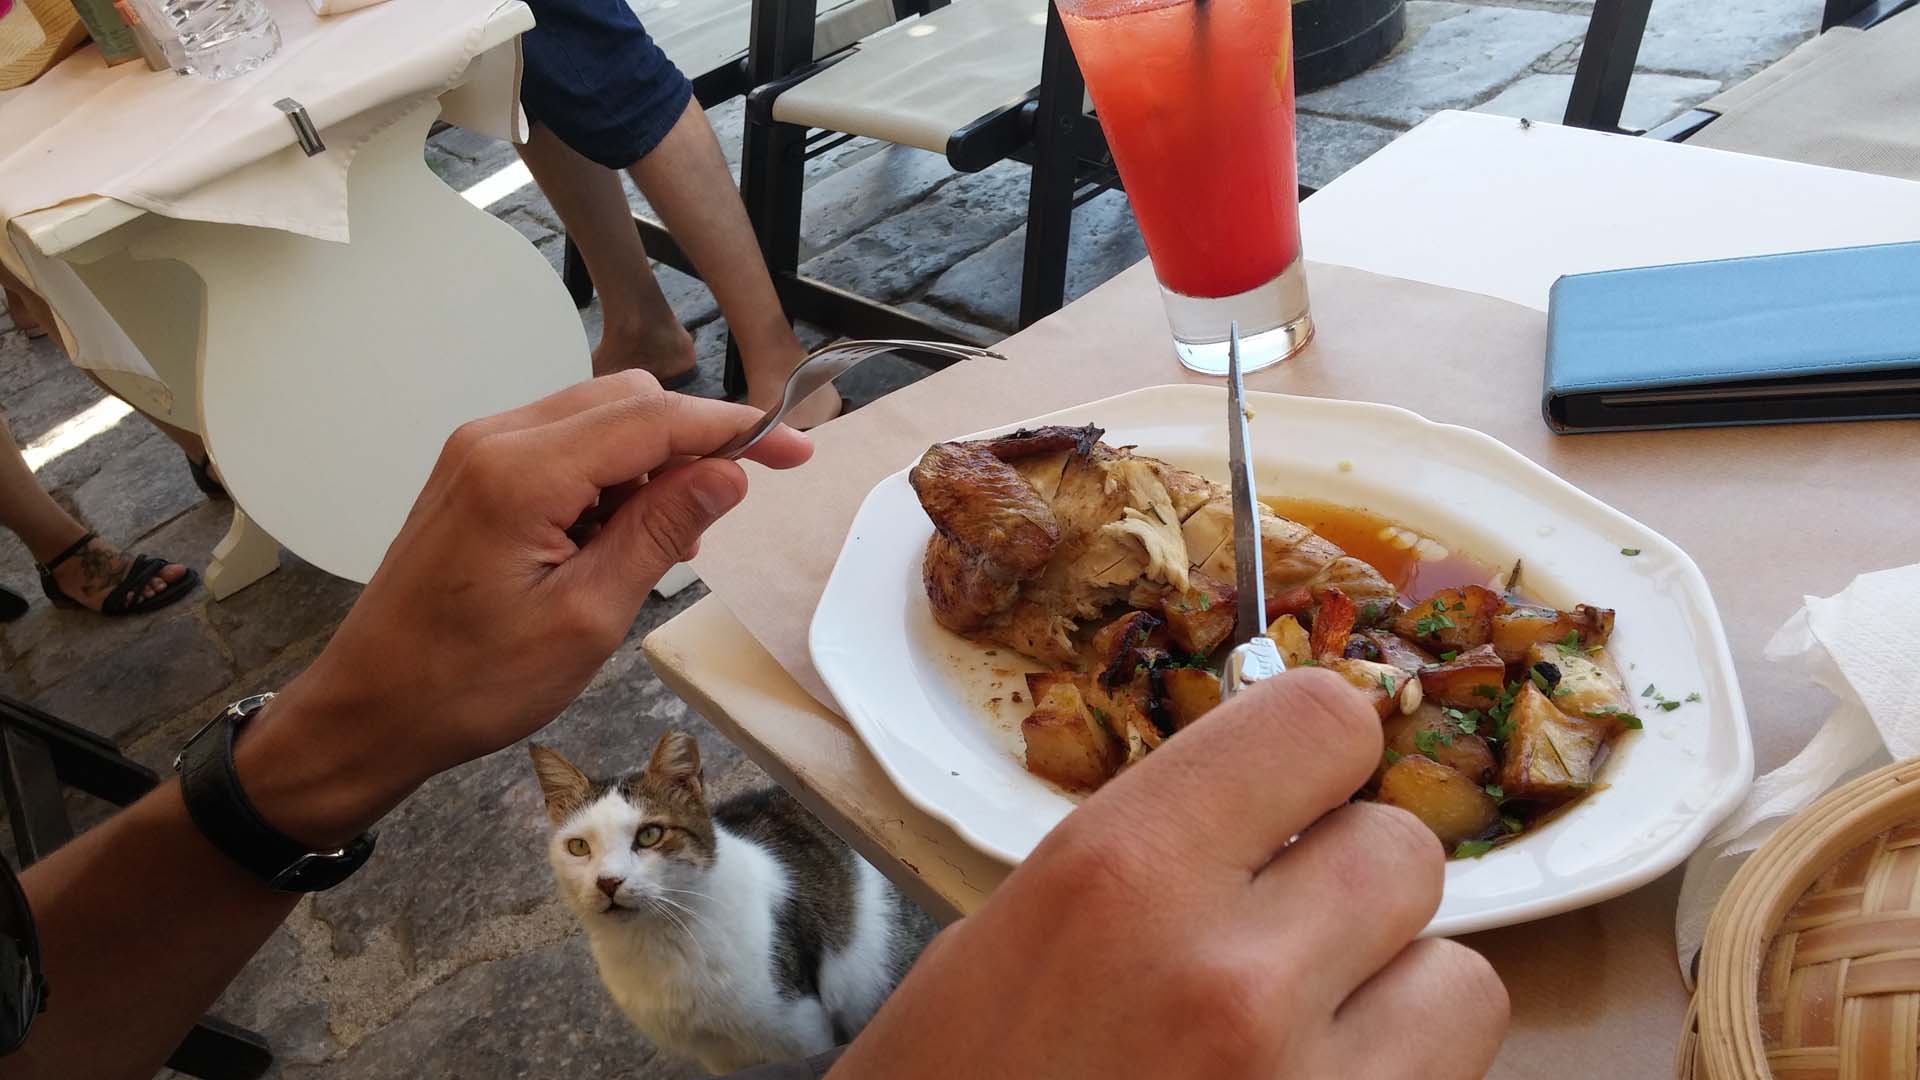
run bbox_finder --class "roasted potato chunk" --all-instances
[1321,657,1422,719]
[1022,676,1120,790]
[1080,677,1157,745]
[1376,755,1499,849]
[1523,643,1636,731]
[1417,644,1507,711]
[1381,704,1498,786]
[1089,611,1162,688]
[1491,603,1615,664]
[1158,667,1222,731]
[1263,614,1312,668]
[1359,630,1436,675]
[1498,682,1612,805]
[1395,585,1502,651]
[1161,572,1236,657]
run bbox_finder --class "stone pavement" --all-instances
[0,0,1826,1074]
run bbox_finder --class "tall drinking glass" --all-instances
[1059,0,1310,373]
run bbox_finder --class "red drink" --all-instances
[1061,0,1312,370]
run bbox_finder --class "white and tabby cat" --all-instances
[531,733,923,1074]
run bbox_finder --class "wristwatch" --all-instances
[174,693,376,892]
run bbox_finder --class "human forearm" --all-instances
[13,782,298,1080]
[12,680,413,1078]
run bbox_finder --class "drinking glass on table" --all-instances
[1060,0,1311,374]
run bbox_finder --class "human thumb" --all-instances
[582,459,746,600]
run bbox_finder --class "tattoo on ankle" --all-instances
[76,543,129,596]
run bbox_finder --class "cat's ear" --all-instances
[645,731,704,799]
[529,744,592,825]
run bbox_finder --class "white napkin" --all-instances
[1675,562,1920,987]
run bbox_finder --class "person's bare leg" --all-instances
[515,124,696,381]
[0,421,185,607]
[627,98,840,426]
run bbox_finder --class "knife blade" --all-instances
[1223,323,1286,700]
[1226,323,1266,649]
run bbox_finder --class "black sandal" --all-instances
[186,454,229,501]
[35,532,200,616]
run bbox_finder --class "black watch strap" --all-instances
[175,694,375,892]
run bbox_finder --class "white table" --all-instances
[7,6,589,596]
[1301,109,1920,313]
[644,110,1920,1078]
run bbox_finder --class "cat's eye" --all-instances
[565,838,590,857]
[634,825,665,849]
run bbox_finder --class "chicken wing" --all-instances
[911,436,1072,632]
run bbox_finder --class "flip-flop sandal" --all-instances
[35,532,200,616]
[656,367,699,392]
[186,453,230,501]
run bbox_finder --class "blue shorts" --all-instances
[519,0,695,170]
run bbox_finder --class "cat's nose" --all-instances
[596,876,622,898]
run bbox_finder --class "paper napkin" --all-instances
[1676,562,1920,988]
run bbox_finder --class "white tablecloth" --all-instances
[0,0,524,375]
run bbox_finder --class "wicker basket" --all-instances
[1681,758,1920,1079]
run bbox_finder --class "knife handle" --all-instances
[1221,636,1287,704]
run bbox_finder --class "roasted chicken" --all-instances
[912,426,1397,665]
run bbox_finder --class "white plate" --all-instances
[810,385,1752,936]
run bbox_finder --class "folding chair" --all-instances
[0,696,273,1079]
[1563,0,1920,177]
[554,0,906,307]
[713,0,1113,396]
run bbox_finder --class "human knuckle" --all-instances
[1325,803,1443,898]
[1281,669,1384,771]
[1184,954,1285,1059]
[607,368,663,399]
[1424,940,1509,1024]
[638,498,705,564]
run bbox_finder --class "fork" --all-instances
[711,339,1008,460]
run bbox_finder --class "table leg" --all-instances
[653,562,701,598]
[206,507,281,600]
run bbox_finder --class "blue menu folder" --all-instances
[1542,240,1920,433]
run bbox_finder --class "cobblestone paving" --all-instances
[0,1,1826,1074]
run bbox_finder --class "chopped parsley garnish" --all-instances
[1558,630,1582,652]
[1452,600,1468,611]
[1442,707,1482,736]
[1299,657,1318,667]
[1413,611,1456,637]
[1484,784,1505,800]
[1452,840,1494,859]
[1090,707,1108,724]
[1361,601,1385,623]
[1473,684,1501,698]
[1384,748,1403,765]
[1657,700,1682,712]
[1440,650,1459,662]
[1618,714,1644,729]
[1620,548,1642,556]
[1642,683,1657,698]
[1195,593,1211,611]
[1529,669,1551,692]
[1552,686,1571,698]
[1413,729,1437,755]
[1686,692,1702,703]
[1501,815,1525,834]
[1379,673,1397,694]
